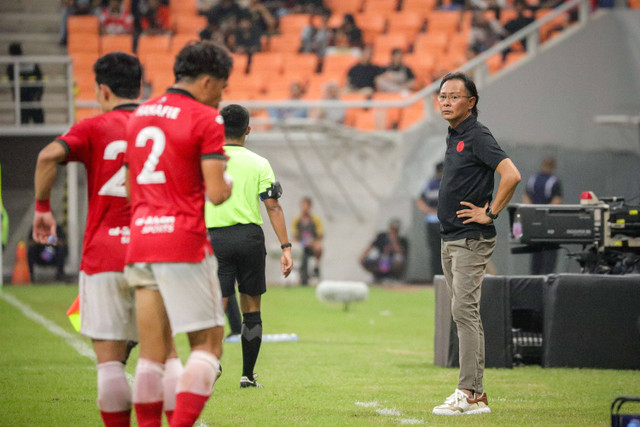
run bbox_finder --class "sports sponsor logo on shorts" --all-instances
[134,216,175,234]
[108,226,130,244]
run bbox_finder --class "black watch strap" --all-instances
[486,206,498,220]
[281,242,292,249]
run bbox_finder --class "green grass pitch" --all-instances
[1,284,639,426]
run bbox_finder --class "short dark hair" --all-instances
[174,40,233,82]
[439,72,479,116]
[220,104,249,140]
[93,52,142,99]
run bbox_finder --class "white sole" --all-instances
[432,407,491,415]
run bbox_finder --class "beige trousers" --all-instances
[441,236,497,394]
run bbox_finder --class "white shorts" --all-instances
[124,254,225,335]
[79,271,138,341]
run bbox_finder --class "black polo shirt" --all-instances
[438,114,508,241]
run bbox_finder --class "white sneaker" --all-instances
[432,389,491,415]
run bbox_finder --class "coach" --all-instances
[432,72,521,416]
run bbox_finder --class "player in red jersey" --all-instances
[32,52,182,427]
[124,41,233,427]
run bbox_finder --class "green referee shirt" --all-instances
[205,144,276,228]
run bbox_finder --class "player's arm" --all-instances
[201,158,232,205]
[264,198,293,278]
[33,141,67,244]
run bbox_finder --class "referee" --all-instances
[205,104,293,388]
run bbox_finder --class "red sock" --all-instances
[100,410,131,427]
[170,392,209,427]
[134,401,163,427]
[165,410,174,425]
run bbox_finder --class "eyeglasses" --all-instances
[437,94,472,103]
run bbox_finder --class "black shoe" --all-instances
[240,374,263,388]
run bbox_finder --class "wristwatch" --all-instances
[281,242,292,249]
[485,206,498,221]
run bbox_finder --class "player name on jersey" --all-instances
[134,104,181,120]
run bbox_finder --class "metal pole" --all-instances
[67,162,80,272]
[12,58,21,125]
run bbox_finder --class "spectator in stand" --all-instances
[346,45,385,95]
[247,0,276,36]
[269,81,308,120]
[291,196,324,285]
[204,0,243,41]
[230,12,262,55]
[59,0,103,45]
[7,43,45,124]
[312,80,345,124]
[375,48,416,94]
[199,15,227,46]
[468,9,505,56]
[416,161,444,282]
[502,1,535,58]
[334,13,363,49]
[290,0,326,14]
[360,218,409,283]
[99,0,133,35]
[138,0,170,35]
[300,9,332,58]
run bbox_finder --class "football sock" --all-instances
[171,350,219,427]
[241,311,262,380]
[97,361,132,427]
[133,358,164,427]
[163,357,183,424]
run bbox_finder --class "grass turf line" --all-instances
[1,284,639,426]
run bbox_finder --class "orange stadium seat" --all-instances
[71,53,100,76]
[282,53,319,75]
[279,14,311,35]
[75,73,97,102]
[171,34,198,56]
[427,10,462,33]
[486,52,504,74]
[139,53,175,82]
[68,15,99,36]
[414,32,449,56]
[371,92,404,127]
[223,86,257,101]
[354,13,387,45]
[536,9,568,41]
[169,0,197,17]
[448,30,470,55]
[149,70,175,97]
[504,50,526,68]
[68,33,100,55]
[361,0,399,14]
[387,12,424,40]
[400,0,437,18]
[328,0,364,15]
[173,14,207,36]
[269,34,302,53]
[321,54,359,81]
[397,99,424,129]
[137,35,172,56]
[402,53,435,87]
[230,53,249,74]
[373,33,410,58]
[100,34,134,55]
[249,52,284,75]
[630,0,640,8]
[327,13,345,28]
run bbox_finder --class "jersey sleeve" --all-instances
[473,127,508,170]
[198,110,227,160]
[552,179,562,198]
[57,118,94,163]
[313,216,324,237]
[259,158,276,194]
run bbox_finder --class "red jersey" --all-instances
[125,88,226,263]
[57,104,137,275]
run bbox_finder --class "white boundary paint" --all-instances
[0,292,212,427]
[355,401,424,425]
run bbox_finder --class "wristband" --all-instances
[281,242,292,249]
[35,199,51,213]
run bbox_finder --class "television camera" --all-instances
[508,192,640,274]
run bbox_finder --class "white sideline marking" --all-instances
[356,401,424,425]
[0,292,211,427]
[0,292,96,361]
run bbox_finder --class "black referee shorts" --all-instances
[208,223,267,298]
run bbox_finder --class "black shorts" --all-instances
[208,223,267,298]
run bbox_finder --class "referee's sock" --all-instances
[241,311,262,381]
